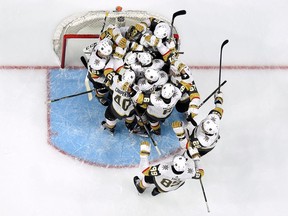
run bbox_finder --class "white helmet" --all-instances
[97,39,113,56]
[161,83,175,99]
[124,51,137,65]
[154,22,170,39]
[201,118,219,135]
[137,52,152,66]
[122,69,136,86]
[172,155,186,172]
[144,68,159,83]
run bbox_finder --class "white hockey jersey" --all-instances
[142,160,197,192]
[184,108,223,157]
[109,75,141,117]
[137,70,168,93]
[87,44,110,84]
[147,86,181,119]
[170,65,196,101]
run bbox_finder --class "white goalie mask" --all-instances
[144,68,159,84]
[121,69,136,87]
[154,22,170,39]
[161,83,175,100]
[137,52,152,66]
[124,51,137,65]
[97,39,113,56]
[172,155,187,172]
[201,118,219,135]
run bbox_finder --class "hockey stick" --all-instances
[170,10,186,38]
[80,56,93,101]
[80,56,88,69]
[47,89,95,103]
[200,178,210,213]
[187,80,227,126]
[100,11,109,33]
[198,80,227,108]
[129,98,161,156]
[197,40,228,107]
[218,39,229,92]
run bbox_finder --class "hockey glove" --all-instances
[140,141,151,158]
[172,121,184,136]
[194,169,204,179]
[214,91,223,107]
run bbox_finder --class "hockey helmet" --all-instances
[122,69,136,86]
[161,83,175,99]
[97,38,113,56]
[172,155,187,172]
[201,118,219,135]
[144,68,159,84]
[124,51,137,65]
[154,22,170,39]
[137,52,152,66]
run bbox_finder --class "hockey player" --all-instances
[101,69,142,134]
[132,68,169,136]
[138,17,179,63]
[138,68,168,94]
[100,24,129,59]
[133,141,204,196]
[85,38,113,106]
[170,59,201,124]
[124,16,178,64]
[100,24,144,62]
[145,83,182,135]
[172,91,224,156]
[123,51,153,81]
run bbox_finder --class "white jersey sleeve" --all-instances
[147,87,181,119]
[143,161,196,192]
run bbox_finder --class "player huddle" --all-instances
[83,15,225,197]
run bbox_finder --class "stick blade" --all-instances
[221,39,229,48]
[173,10,187,19]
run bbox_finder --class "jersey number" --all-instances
[160,178,182,188]
[114,95,131,111]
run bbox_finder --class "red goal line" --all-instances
[1,65,288,70]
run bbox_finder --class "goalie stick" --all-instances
[80,56,93,101]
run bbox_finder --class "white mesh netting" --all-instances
[53,9,180,67]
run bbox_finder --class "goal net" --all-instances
[53,8,180,68]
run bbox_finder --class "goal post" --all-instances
[61,34,99,68]
[53,8,181,68]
